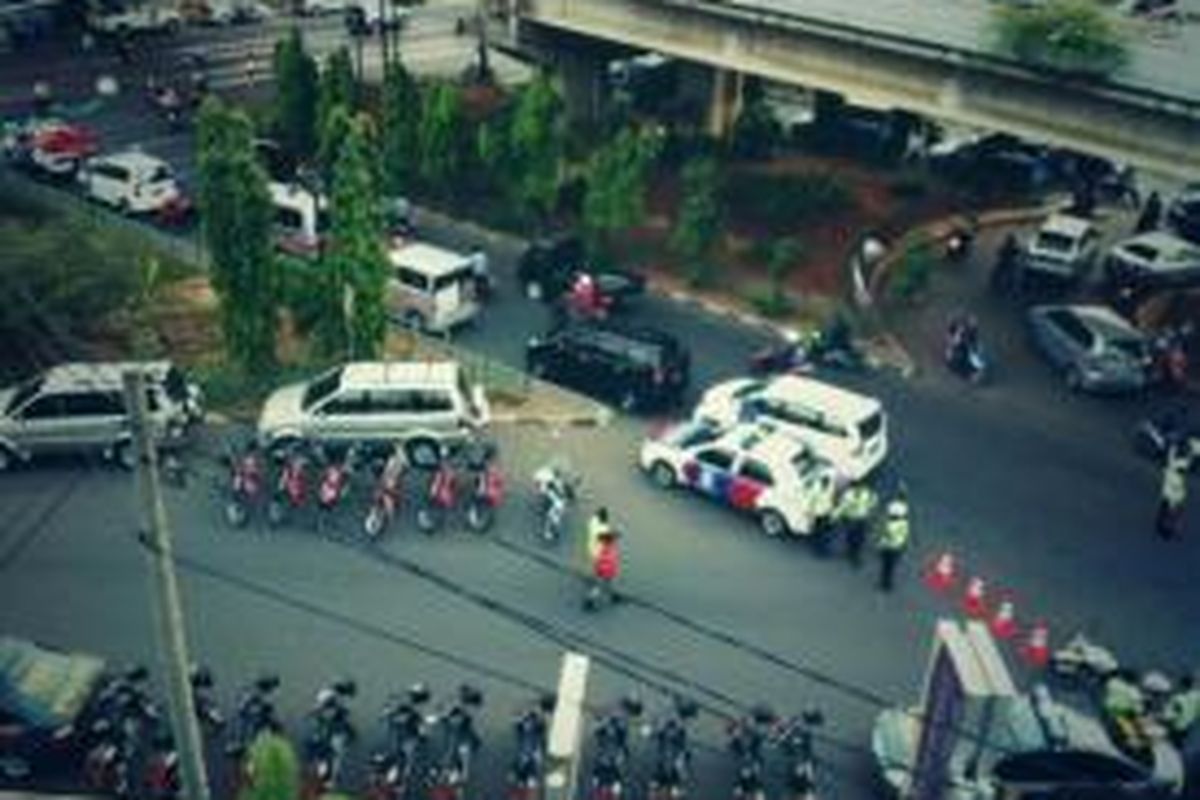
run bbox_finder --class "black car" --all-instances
[525,322,690,412]
[931,133,1050,195]
[517,235,647,305]
[1166,184,1200,244]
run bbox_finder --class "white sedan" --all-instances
[639,420,837,537]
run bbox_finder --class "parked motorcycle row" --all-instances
[216,435,506,541]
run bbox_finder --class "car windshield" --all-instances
[1034,231,1076,253]
[671,421,720,448]
[1107,337,1146,361]
[859,411,883,440]
[148,165,173,184]
[791,449,822,478]
[733,380,766,400]
[7,376,43,414]
[302,367,343,410]
[163,366,189,401]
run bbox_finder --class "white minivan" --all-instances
[269,181,327,257]
[692,374,888,481]
[79,151,182,215]
[388,241,480,333]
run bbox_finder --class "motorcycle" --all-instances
[364,445,408,540]
[507,694,557,800]
[315,446,359,534]
[227,674,282,759]
[267,444,310,528]
[416,453,457,534]
[85,666,160,799]
[779,709,824,800]
[648,697,697,800]
[944,225,975,264]
[463,440,504,533]
[190,665,224,736]
[304,679,357,793]
[944,316,988,385]
[532,459,577,544]
[1133,411,1200,471]
[368,683,431,800]
[728,706,774,800]
[749,319,865,377]
[426,684,485,800]
[588,696,643,800]
[223,444,265,528]
[1049,632,1119,689]
[143,728,179,800]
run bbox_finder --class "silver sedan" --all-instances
[1026,304,1153,394]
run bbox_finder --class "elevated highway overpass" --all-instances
[511,0,1200,179]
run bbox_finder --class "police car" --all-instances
[639,420,838,537]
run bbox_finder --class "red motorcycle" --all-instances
[364,448,407,540]
[143,730,180,800]
[315,447,359,534]
[416,459,457,534]
[224,445,264,528]
[267,446,310,528]
[464,445,504,533]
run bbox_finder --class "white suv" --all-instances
[639,421,837,537]
[693,374,887,481]
[257,361,490,449]
[1023,213,1100,281]
[79,151,182,215]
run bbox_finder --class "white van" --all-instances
[388,241,480,333]
[79,151,182,215]
[692,374,888,481]
[269,181,327,257]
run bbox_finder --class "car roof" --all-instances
[339,360,462,389]
[761,374,881,418]
[269,180,326,209]
[95,149,169,172]
[717,423,811,464]
[389,242,470,277]
[566,321,680,348]
[1115,231,1200,258]
[39,360,178,393]
[1033,304,1144,338]
[1038,214,1093,237]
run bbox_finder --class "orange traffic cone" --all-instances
[923,552,957,593]
[962,576,987,618]
[1022,621,1050,668]
[990,597,1018,639]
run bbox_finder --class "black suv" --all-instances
[525,323,690,412]
[517,234,647,305]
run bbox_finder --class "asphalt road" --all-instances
[3,8,1200,800]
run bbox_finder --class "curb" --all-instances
[492,408,614,428]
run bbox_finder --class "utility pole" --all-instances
[475,0,492,84]
[124,370,212,800]
[378,0,390,70]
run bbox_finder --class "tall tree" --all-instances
[323,111,388,358]
[196,98,278,373]
[581,125,659,265]
[319,47,357,138]
[417,81,467,197]
[380,59,422,196]
[670,157,722,286]
[508,71,565,226]
[994,0,1127,76]
[272,27,319,165]
[238,733,300,800]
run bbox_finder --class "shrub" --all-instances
[993,0,1128,77]
[889,234,937,301]
[745,284,794,318]
[724,171,854,234]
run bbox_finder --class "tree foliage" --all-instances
[994,0,1128,77]
[670,157,723,286]
[729,78,783,160]
[581,125,660,263]
[508,71,565,225]
[380,59,422,196]
[767,236,803,307]
[238,733,300,800]
[418,81,468,196]
[319,47,357,146]
[272,27,319,163]
[197,97,278,373]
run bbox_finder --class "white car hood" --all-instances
[693,378,757,424]
[257,382,307,438]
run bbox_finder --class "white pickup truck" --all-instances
[89,4,184,35]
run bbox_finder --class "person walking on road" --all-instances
[835,479,878,568]
[586,507,612,565]
[876,486,910,592]
[1156,448,1189,539]
[585,528,621,612]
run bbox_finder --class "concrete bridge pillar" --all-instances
[557,47,608,124]
[706,66,744,139]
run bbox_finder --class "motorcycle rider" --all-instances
[586,507,613,565]
[1161,675,1200,746]
[1156,447,1189,539]
[586,528,621,611]
[945,313,984,381]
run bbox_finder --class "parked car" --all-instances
[1104,231,1200,290]
[1026,304,1153,394]
[1166,183,1200,244]
[268,180,327,257]
[929,133,1050,194]
[78,150,184,216]
[0,636,109,784]
[639,420,838,537]
[344,0,410,33]
[0,361,202,472]
[88,4,183,34]
[517,234,646,305]
[256,361,489,450]
[388,241,480,333]
[692,374,887,481]
[1022,213,1100,282]
[1,119,98,180]
[525,322,689,412]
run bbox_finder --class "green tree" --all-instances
[994,0,1128,77]
[238,733,300,800]
[508,71,565,226]
[766,236,802,309]
[197,98,278,373]
[581,125,660,265]
[729,78,782,160]
[319,47,356,142]
[670,157,722,286]
[418,81,467,197]
[380,59,422,196]
[272,27,319,163]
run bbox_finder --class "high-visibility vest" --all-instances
[879,500,910,550]
[1164,688,1200,734]
[838,485,877,521]
[1162,462,1187,507]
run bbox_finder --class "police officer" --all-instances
[1157,449,1188,539]
[1162,675,1200,747]
[809,475,837,556]
[876,486,910,592]
[835,479,877,568]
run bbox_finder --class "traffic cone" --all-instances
[990,597,1018,640]
[923,552,958,593]
[1022,621,1050,668]
[962,576,987,618]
